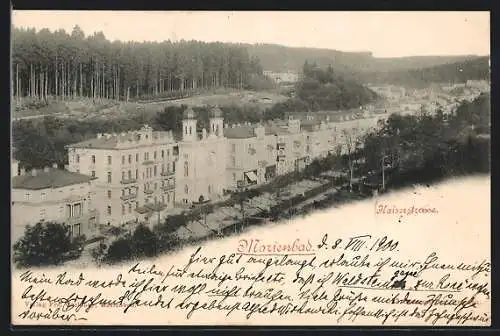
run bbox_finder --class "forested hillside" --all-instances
[245,43,481,73]
[263,62,378,117]
[352,56,490,87]
[11,26,266,104]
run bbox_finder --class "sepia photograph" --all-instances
[10,10,490,327]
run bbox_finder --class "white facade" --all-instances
[11,168,98,244]
[177,107,227,204]
[66,125,178,227]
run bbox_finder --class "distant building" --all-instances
[263,71,300,84]
[11,167,98,243]
[466,80,490,92]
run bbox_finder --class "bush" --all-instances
[104,237,133,264]
[131,224,159,258]
[13,221,85,268]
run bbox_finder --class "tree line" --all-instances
[12,26,265,105]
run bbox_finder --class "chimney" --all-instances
[44,166,50,173]
[31,169,37,176]
[52,163,58,169]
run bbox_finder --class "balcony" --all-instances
[162,183,176,191]
[142,160,155,165]
[120,178,137,185]
[136,202,167,214]
[160,170,175,177]
[144,189,154,195]
[64,209,98,226]
[120,193,137,201]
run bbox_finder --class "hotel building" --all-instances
[66,125,178,227]
[11,166,98,243]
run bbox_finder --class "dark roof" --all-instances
[184,107,196,119]
[12,168,96,190]
[224,125,256,139]
[209,106,223,118]
[67,131,174,149]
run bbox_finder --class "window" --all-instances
[122,171,126,180]
[122,156,125,164]
[108,190,112,199]
[189,126,192,135]
[135,169,138,179]
[154,166,157,176]
[66,204,72,218]
[122,204,126,215]
[184,162,189,177]
[154,151,157,160]
[107,172,112,183]
[233,172,236,181]
[89,217,96,229]
[136,153,139,162]
[74,203,82,217]
[40,192,46,201]
[91,171,96,177]
[128,170,132,179]
[167,149,170,157]
[161,164,165,173]
[144,152,149,161]
[231,157,236,167]
[232,144,236,152]
[184,185,189,194]
[24,193,31,201]
[128,203,132,213]
[122,189,125,196]
[40,209,46,218]
[91,155,96,164]
[128,155,132,164]
[154,182,157,190]
[107,156,112,165]
[161,150,164,158]
[73,223,81,237]
[76,155,80,163]
[167,193,170,203]
[162,195,165,204]
[208,185,212,194]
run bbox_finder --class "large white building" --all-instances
[66,125,178,227]
[11,166,98,243]
[176,107,227,204]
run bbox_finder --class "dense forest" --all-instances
[245,43,481,73]
[351,56,490,88]
[11,26,267,104]
[295,62,379,110]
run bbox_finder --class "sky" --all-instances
[11,11,490,58]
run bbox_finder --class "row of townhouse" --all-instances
[11,106,389,241]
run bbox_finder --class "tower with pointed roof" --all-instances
[182,107,197,141]
[209,105,224,137]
